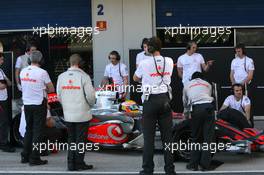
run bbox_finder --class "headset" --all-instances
[141,38,149,50]
[108,50,121,61]
[235,43,246,55]
[231,83,245,95]
[186,40,197,50]
[108,50,123,81]
[231,83,247,113]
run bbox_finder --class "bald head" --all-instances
[69,54,82,67]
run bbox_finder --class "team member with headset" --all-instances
[20,51,55,165]
[230,43,254,88]
[15,43,37,91]
[101,51,129,99]
[218,83,252,129]
[230,43,255,126]
[177,41,214,85]
[134,37,176,175]
[136,38,152,67]
[183,72,215,171]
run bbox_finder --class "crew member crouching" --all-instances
[218,83,252,129]
[183,72,215,171]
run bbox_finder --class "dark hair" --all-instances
[0,52,3,58]
[147,37,162,54]
[141,38,149,50]
[232,83,244,90]
[235,43,246,55]
[231,83,244,94]
[108,50,121,61]
[26,43,37,52]
[191,72,204,80]
[186,40,197,50]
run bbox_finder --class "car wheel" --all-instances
[172,120,191,161]
[11,113,24,147]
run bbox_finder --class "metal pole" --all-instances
[245,83,248,97]
[213,82,219,120]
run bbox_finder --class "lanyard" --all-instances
[153,56,165,85]
[244,56,248,73]
[109,63,123,82]
[240,96,246,113]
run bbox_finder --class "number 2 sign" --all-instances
[97,4,104,15]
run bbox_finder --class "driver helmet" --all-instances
[120,100,140,113]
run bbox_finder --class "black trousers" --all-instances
[217,108,252,130]
[189,103,215,169]
[22,102,47,161]
[65,121,89,169]
[142,93,175,174]
[246,83,254,127]
[0,100,10,145]
[241,83,254,127]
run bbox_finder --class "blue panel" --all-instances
[156,0,264,27]
[0,0,91,30]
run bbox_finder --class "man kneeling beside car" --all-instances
[218,83,252,129]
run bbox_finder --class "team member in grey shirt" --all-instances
[183,72,215,171]
[57,54,95,171]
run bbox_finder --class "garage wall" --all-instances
[130,47,264,116]
[156,0,264,27]
[0,0,91,30]
[92,0,153,87]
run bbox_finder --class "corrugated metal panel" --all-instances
[156,0,264,27]
[0,0,91,30]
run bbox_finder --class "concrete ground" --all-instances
[1,148,264,175]
[0,120,263,175]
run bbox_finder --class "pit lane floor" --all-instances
[1,120,264,175]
